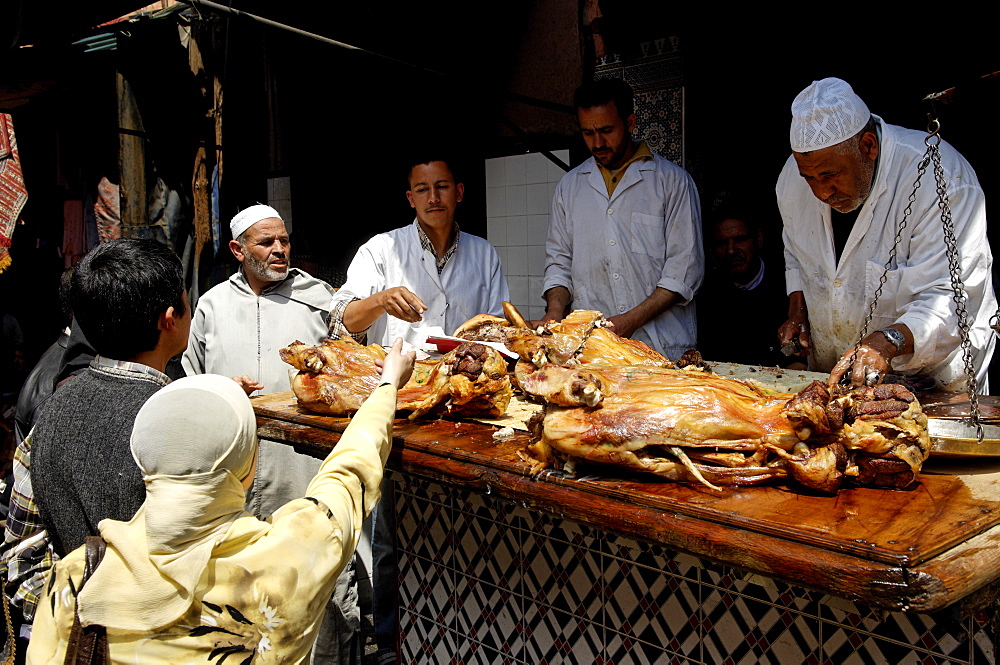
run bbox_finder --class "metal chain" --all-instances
[929,133,984,440]
[844,148,928,383]
[846,118,983,441]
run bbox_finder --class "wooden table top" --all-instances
[253,390,1000,613]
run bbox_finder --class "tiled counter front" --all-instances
[392,474,998,665]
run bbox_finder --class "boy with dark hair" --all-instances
[1,238,189,640]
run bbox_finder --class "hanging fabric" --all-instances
[0,113,28,273]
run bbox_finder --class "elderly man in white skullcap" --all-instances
[776,77,996,392]
[182,206,365,665]
[183,204,333,394]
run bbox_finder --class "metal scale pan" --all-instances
[928,418,1000,458]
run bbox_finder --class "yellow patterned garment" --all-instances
[27,384,396,665]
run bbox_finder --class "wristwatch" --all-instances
[875,327,905,353]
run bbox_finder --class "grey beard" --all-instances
[244,253,288,282]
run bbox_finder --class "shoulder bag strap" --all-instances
[63,536,109,665]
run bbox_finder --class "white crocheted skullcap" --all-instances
[230,204,282,240]
[789,78,871,152]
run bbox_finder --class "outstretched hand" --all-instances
[232,375,264,395]
[378,338,415,389]
[828,332,897,388]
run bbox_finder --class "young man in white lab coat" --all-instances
[329,158,509,345]
[327,157,509,663]
[541,78,704,360]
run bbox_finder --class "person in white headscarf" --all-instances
[26,340,414,665]
[776,77,995,391]
[182,205,365,665]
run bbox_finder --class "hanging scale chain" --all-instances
[848,118,984,441]
[929,128,984,440]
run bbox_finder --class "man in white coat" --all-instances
[776,77,996,391]
[541,78,703,360]
[328,158,509,344]
[328,156,509,663]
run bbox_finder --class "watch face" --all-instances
[879,328,904,350]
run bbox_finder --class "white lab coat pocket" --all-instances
[864,260,902,328]
[629,212,666,258]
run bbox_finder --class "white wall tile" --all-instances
[549,150,570,182]
[508,275,529,305]
[529,276,543,300]
[485,157,506,189]
[525,153,549,184]
[507,216,527,246]
[486,187,506,217]
[527,305,545,320]
[504,154,526,186]
[494,246,507,268]
[527,246,546,276]
[487,218,506,247]
[526,183,549,215]
[505,185,526,216]
[505,246,528,276]
[527,215,549,245]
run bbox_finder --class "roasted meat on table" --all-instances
[396,342,512,418]
[505,309,671,369]
[519,364,930,493]
[280,337,387,415]
[280,336,512,419]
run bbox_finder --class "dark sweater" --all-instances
[697,258,791,368]
[31,363,165,557]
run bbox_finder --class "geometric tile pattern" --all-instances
[633,86,684,167]
[595,53,686,167]
[392,477,996,665]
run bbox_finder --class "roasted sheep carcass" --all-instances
[520,364,930,493]
[280,337,387,415]
[397,342,512,419]
[501,309,671,394]
[280,337,512,420]
[452,305,668,371]
[506,310,671,369]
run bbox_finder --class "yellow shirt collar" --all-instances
[598,141,653,196]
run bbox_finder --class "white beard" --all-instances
[244,253,289,282]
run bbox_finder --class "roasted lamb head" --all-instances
[397,342,513,419]
[280,337,387,415]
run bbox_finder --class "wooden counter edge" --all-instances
[255,415,1000,614]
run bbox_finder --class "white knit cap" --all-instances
[789,78,871,152]
[230,204,282,240]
